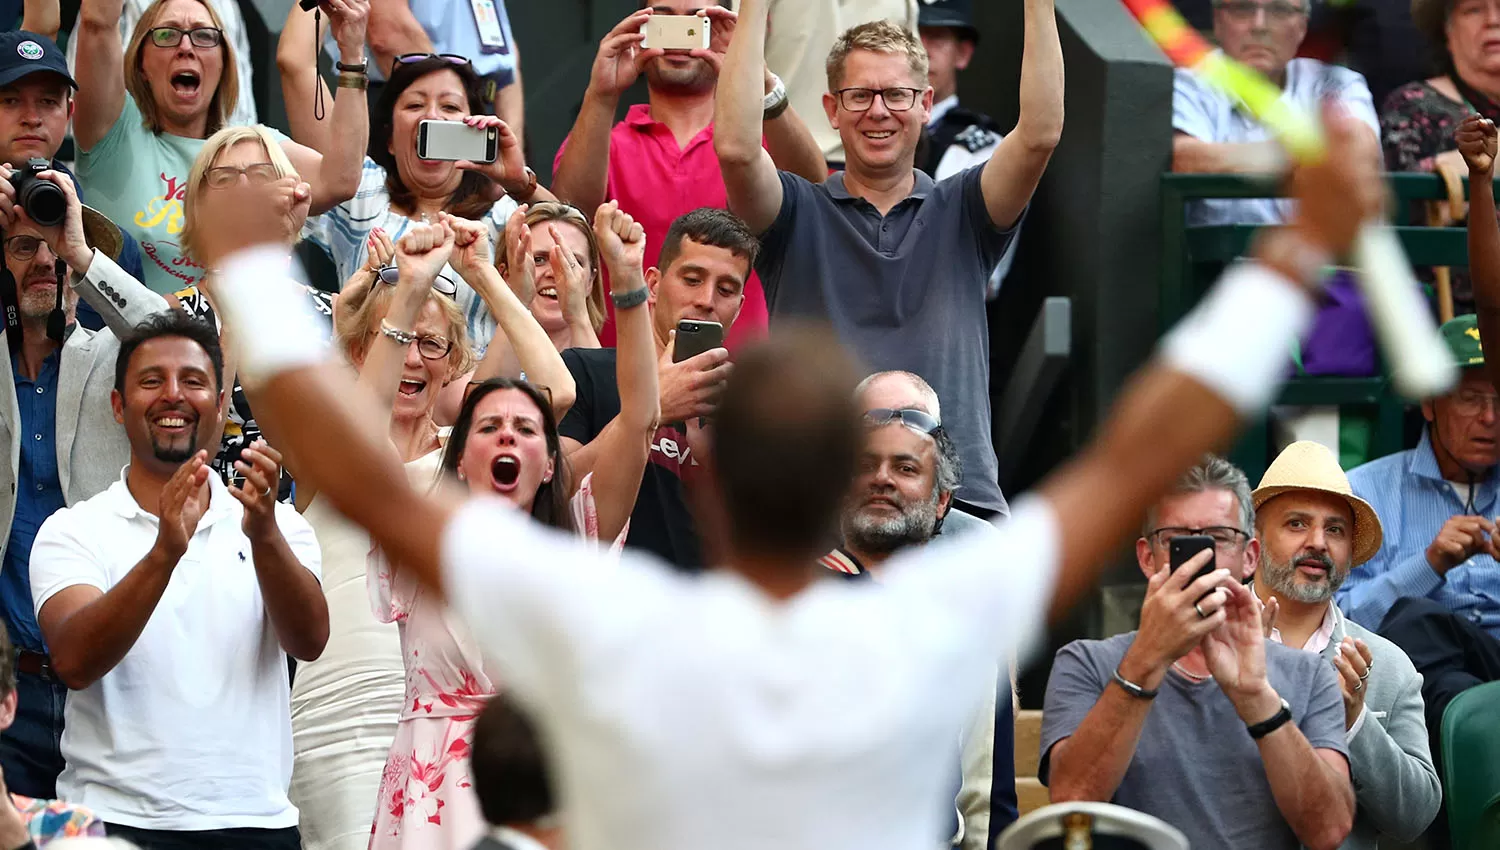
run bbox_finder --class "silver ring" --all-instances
[1194,602,1208,619]
[1354,680,1364,692]
[262,485,274,498]
[1359,667,1371,682]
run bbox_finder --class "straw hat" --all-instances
[1252,441,1384,566]
[80,206,124,262]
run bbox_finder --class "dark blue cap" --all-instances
[0,32,78,91]
[918,0,979,41]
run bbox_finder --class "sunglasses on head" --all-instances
[393,53,472,73]
[377,264,458,297]
[863,407,941,435]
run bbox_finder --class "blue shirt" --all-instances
[1339,428,1500,639]
[1,349,64,653]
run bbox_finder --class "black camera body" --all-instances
[10,158,65,228]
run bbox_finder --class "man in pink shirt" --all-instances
[551,0,827,350]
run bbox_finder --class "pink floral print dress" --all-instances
[367,452,624,850]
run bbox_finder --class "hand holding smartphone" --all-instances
[641,14,711,51]
[673,319,725,363]
[417,120,499,164]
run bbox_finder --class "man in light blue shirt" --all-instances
[1170,0,1380,226]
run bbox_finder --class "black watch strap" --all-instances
[611,285,649,310]
[1247,697,1293,739]
[336,60,368,74]
[1111,666,1159,699]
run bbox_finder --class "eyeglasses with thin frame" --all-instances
[1451,388,1500,417]
[204,163,280,189]
[384,330,453,361]
[1213,0,1307,21]
[2,235,47,262]
[147,26,224,49]
[863,407,941,435]
[376,264,458,297]
[836,87,924,113]
[1147,526,1251,550]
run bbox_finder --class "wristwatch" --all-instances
[335,60,368,74]
[503,167,539,203]
[763,73,790,121]
[1246,697,1293,739]
[611,285,649,310]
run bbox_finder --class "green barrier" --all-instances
[1159,172,1486,481]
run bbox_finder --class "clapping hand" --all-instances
[501,205,537,307]
[1332,636,1374,731]
[154,452,212,562]
[230,439,284,540]
[1457,114,1497,178]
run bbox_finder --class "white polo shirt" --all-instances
[30,467,322,831]
[441,495,1060,850]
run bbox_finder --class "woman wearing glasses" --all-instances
[278,6,555,351]
[69,0,369,294]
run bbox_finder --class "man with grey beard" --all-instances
[1250,441,1441,849]
[821,370,1016,849]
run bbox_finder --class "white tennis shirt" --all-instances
[441,495,1060,850]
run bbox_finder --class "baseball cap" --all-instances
[1439,314,1485,369]
[0,32,78,91]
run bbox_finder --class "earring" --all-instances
[458,470,466,481]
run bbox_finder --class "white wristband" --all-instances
[213,245,329,382]
[1160,261,1314,415]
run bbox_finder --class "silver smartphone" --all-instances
[416,120,499,163]
[641,15,710,51]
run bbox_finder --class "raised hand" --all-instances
[1260,594,1279,639]
[394,220,457,292]
[688,6,737,75]
[13,168,93,272]
[501,205,537,307]
[229,439,284,540]
[154,451,212,562]
[193,176,312,270]
[0,164,18,231]
[320,0,371,61]
[1203,581,1277,720]
[1332,636,1374,731]
[441,212,495,283]
[591,8,660,98]
[594,201,646,275]
[363,226,395,273]
[547,223,595,324]
[1117,551,1232,689]
[1284,103,1386,263]
[1457,114,1497,178]
[455,116,528,193]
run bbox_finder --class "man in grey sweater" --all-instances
[1251,440,1443,849]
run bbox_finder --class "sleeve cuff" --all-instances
[1389,556,1445,599]
[1346,703,1369,743]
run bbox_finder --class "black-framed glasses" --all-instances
[376,264,458,297]
[393,53,472,73]
[863,407,941,435]
[1147,526,1251,549]
[836,87,923,112]
[147,26,224,49]
[204,163,279,189]
[2,235,45,261]
[1213,0,1306,20]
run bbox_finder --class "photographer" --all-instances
[0,30,146,295]
[0,165,170,801]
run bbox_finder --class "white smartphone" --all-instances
[641,15,710,51]
[416,120,499,163]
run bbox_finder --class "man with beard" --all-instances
[1170,0,1379,226]
[0,167,169,800]
[1042,455,1354,849]
[1251,441,1441,849]
[823,370,1017,849]
[550,0,827,350]
[25,311,327,849]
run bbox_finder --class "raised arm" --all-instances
[761,65,828,184]
[980,0,1063,230]
[581,202,659,542]
[1461,116,1500,394]
[365,0,434,78]
[715,0,785,235]
[277,0,335,152]
[72,0,127,152]
[278,0,371,215]
[497,46,525,150]
[356,221,456,424]
[550,8,655,216]
[21,0,60,40]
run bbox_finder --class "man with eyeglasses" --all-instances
[716,0,1063,523]
[1171,0,1380,226]
[1041,455,1355,850]
[0,167,170,802]
[822,370,1017,850]
[1249,441,1441,850]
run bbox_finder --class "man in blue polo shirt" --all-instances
[714,0,1063,520]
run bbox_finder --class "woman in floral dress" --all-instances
[360,204,657,850]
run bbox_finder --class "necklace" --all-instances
[1171,660,1211,682]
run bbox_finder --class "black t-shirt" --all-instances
[558,347,703,572]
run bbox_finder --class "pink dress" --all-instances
[367,455,624,850]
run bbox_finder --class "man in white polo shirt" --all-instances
[26,311,327,850]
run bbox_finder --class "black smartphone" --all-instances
[673,319,725,363]
[1169,535,1217,584]
[298,0,319,10]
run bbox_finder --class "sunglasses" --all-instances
[392,53,472,74]
[377,264,458,297]
[863,407,941,435]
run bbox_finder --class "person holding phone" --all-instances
[556,207,750,572]
[1041,456,1355,850]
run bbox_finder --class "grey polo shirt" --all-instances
[756,164,1018,514]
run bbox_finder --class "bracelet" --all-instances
[1111,666,1159,700]
[380,320,416,345]
[501,167,539,203]
[335,60,368,74]
[337,72,369,91]
[1246,697,1293,740]
[611,285,649,310]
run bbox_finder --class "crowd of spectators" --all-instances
[0,0,1490,848]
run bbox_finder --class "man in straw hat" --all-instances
[0,165,169,799]
[1042,455,1352,850]
[1252,441,1441,849]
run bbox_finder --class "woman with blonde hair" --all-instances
[70,0,369,293]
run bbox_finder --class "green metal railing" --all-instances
[1159,172,1485,481]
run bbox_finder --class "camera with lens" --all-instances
[9,158,65,229]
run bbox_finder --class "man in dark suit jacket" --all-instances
[469,696,560,850]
